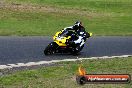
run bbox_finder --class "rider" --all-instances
[63,21,90,50]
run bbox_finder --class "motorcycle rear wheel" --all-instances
[71,47,80,55]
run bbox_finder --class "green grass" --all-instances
[0,57,132,88]
[6,0,132,13]
[0,0,132,36]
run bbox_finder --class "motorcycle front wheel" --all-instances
[44,42,57,55]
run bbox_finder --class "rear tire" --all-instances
[80,45,84,51]
[70,44,81,55]
[71,47,80,56]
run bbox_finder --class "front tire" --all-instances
[44,42,57,55]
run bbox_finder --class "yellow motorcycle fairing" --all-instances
[53,30,71,46]
[89,32,93,37]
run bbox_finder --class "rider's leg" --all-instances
[74,36,83,44]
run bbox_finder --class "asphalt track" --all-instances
[0,36,132,65]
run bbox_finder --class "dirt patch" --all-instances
[0,3,122,18]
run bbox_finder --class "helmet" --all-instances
[74,21,82,26]
[73,21,82,29]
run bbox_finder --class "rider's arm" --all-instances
[63,26,74,30]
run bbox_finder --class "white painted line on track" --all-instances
[0,55,132,70]
[0,65,12,69]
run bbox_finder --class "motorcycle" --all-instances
[44,29,92,55]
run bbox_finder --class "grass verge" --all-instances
[0,57,132,88]
[0,0,132,36]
